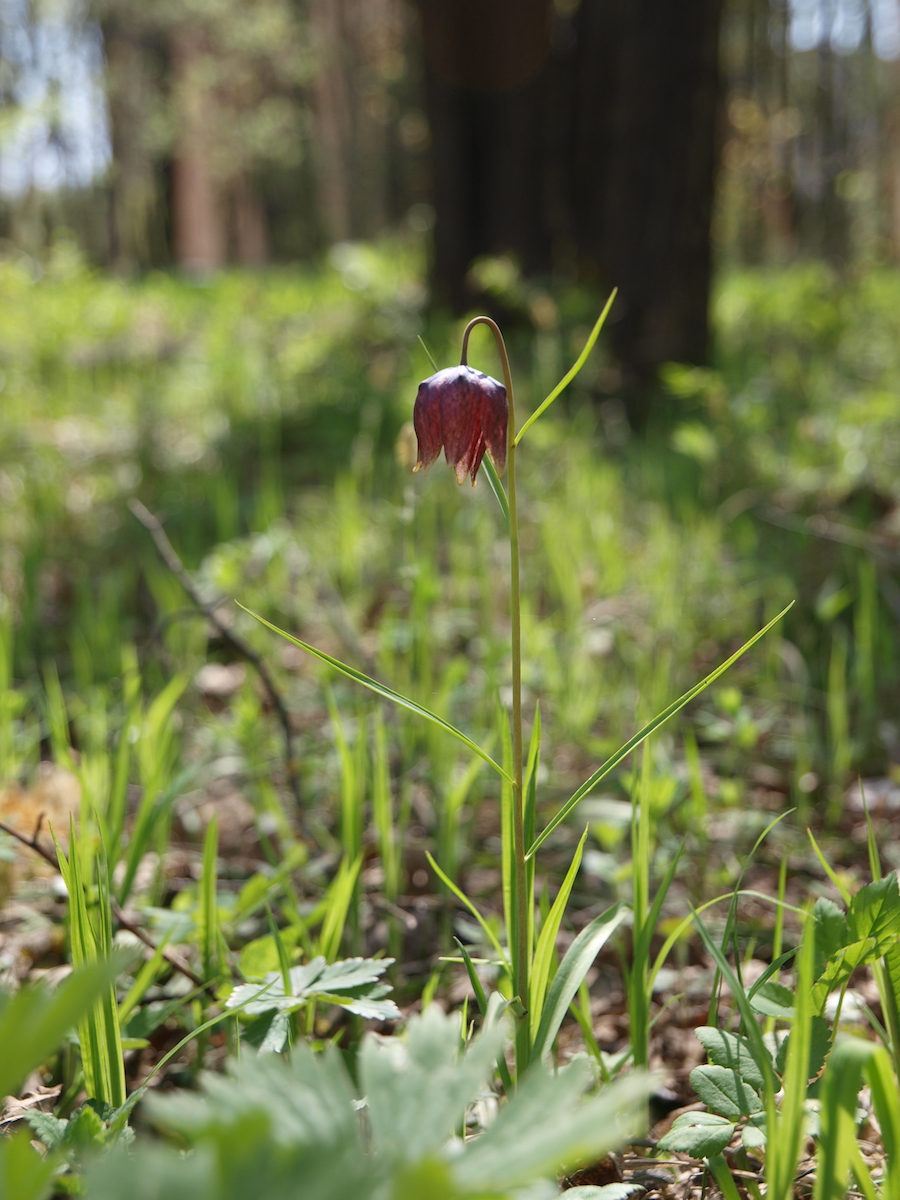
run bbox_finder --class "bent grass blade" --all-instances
[238,605,512,784]
[528,602,793,857]
[426,852,510,972]
[514,288,617,445]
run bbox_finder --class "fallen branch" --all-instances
[128,498,303,812]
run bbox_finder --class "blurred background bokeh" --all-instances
[4,0,900,854]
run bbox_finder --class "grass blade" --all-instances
[768,910,815,1200]
[531,903,626,1063]
[691,907,778,1103]
[481,454,510,533]
[200,816,219,984]
[529,603,793,856]
[319,854,363,962]
[529,827,589,1039]
[514,289,617,445]
[0,961,121,1098]
[815,1039,879,1200]
[707,1154,744,1200]
[239,605,511,783]
[426,852,510,971]
[454,937,488,1016]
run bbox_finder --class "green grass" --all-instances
[2,244,900,1196]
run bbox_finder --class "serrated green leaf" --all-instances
[690,1065,763,1118]
[25,1112,69,1152]
[63,1103,108,1150]
[225,956,399,1023]
[847,874,900,949]
[317,992,402,1020]
[811,938,877,1013]
[813,897,850,978]
[749,980,795,1019]
[314,957,394,991]
[658,1111,736,1158]
[242,1009,291,1053]
[775,1014,830,1081]
[695,1026,767,1089]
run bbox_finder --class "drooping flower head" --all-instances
[413,365,508,485]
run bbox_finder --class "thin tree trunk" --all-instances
[420,0,553,308]
[308,0,353,243]
[170,25,225,273]
[232,172,269,266]
[421,0,726,426]
[101,20,158,271]
[560,0,725,417]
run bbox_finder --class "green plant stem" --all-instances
[462,317,529,1073]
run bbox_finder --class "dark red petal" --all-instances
[412,378,443,472]
[412,364,508,483]
[439,367,481,472]
[460,427,488,485]
[479,377,508,476]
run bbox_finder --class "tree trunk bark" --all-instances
[101,18,159,271]
[170,25,225,274]
[562,0,725,418]
[420,0,553,309]
[308,0,354,243]
[232,172,269,266]
[420,0,726,425]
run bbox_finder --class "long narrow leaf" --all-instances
[768,911,815,1200]
[239,605,511,783]
[515,289,617,444]
[691,908,779,1103]
[0,961,121,1098]
[454,938,488,1016]
[815,1040,879,1200]
[426,852,510,971]
[529,603,793,856]
[634,842,684,971]
[531,903,626,1063]
[530,828,589,1038]
[481,454,510,533]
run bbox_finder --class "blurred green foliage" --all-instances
[1,243,898,877]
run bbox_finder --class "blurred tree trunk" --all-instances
[232,172,269,266]
[170,25,225,273]
[420,0,725,426]
[101,17,159,270]
[308,0,354,242]
[307,0,408,243]
[420,0,554,307]
[562,0,724,418]
[887,63,900,259]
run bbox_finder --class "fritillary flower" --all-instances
[412,365,508,485]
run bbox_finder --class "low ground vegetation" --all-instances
[2,243,900,1199]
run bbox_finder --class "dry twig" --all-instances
[128,498,303,811]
